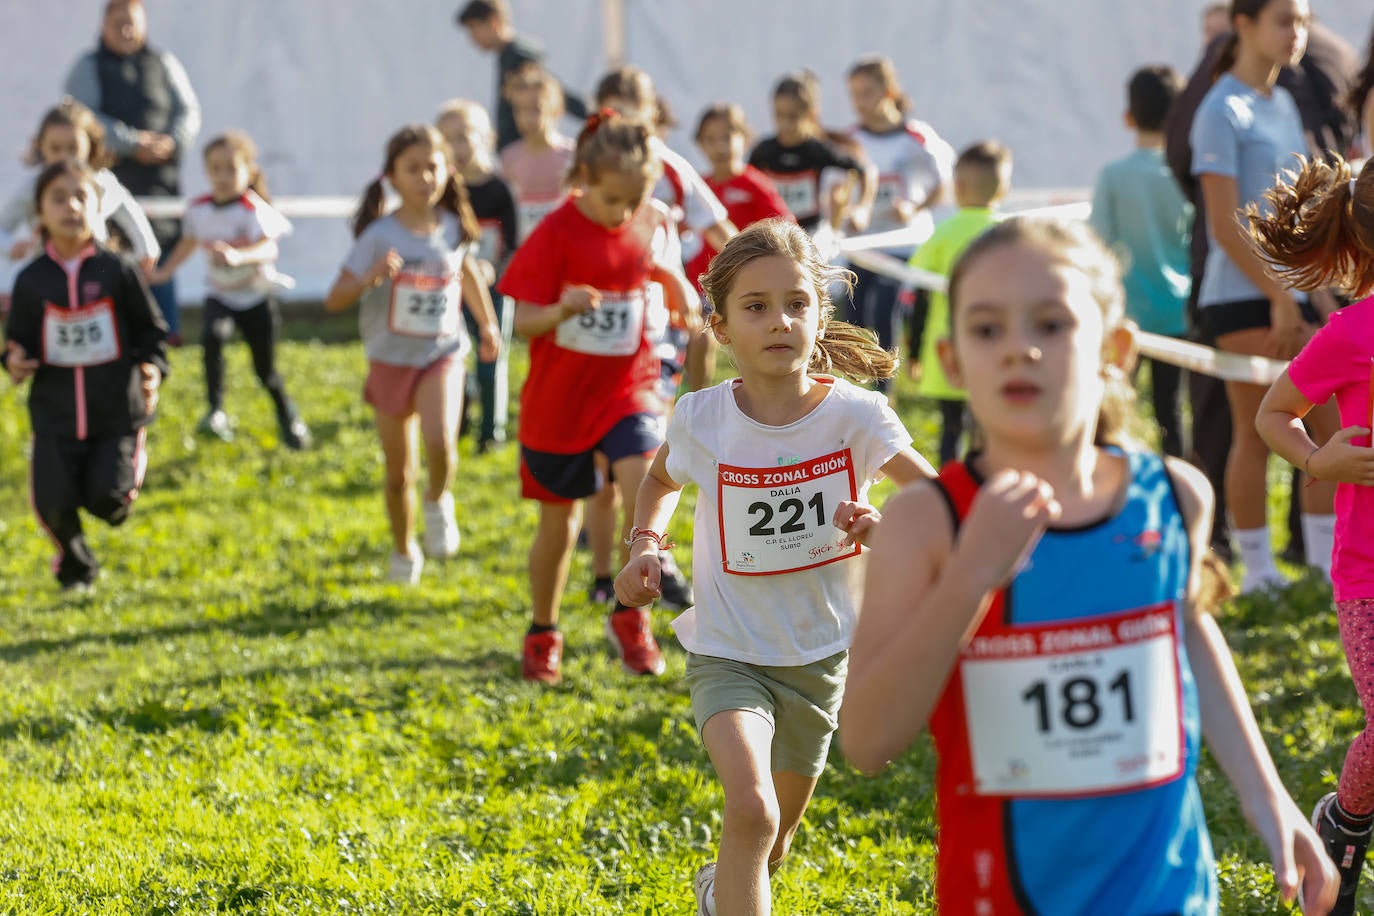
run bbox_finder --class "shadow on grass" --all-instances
[0,595,449,664]
[0,651,513,744]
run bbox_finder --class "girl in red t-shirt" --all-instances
[499,110,694,685]
[686,104,793,291]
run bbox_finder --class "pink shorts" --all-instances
[363,357,461,418]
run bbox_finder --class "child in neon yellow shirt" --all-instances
[909,141,1011,464]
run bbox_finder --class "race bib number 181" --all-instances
[718,448,859,576]
[960,603,1184,798]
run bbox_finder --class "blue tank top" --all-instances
[929,450,1216,915]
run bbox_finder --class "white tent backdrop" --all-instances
[0,0,1368,303]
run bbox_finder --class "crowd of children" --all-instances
[5,0,1374,911]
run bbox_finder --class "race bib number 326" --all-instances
[960,603,1184,798]
[718,448,859,576]
[43,299,121,367]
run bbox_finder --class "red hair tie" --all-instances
[580,107,619,141]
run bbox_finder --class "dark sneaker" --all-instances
[605,606,665,676]
[657,554,694,611]
[588,576,616,605]
[275,404,312,450]
[1313,791,1371,916]
[522,629,563,684]
[197,409,234,442]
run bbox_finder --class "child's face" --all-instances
[437,115,475,170]
[713,254,822,379]
[847,74,886,123]
[505,71,543,112]
[205,146,252,200]
[389,143,448,209]
[696,118,744,173]
[512,99,546,137]
[463,18,502,51]
[39,172,98,247]
[772,96,811,146]
[577,167,651,229]
[946,242,1111,448]
[39,124,91,166]
[1241,0,1309,69]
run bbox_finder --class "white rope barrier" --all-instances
[839,244,1289,387]
[124,190,1294,386]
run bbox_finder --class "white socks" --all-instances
[1302,513,1336,578]
[1235,526,1283,594]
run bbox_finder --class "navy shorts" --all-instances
[1199,297,1320,339]
[520,412,664,502]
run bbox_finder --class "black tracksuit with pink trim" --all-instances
[3,243,169,586]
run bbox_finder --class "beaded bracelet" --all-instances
[624,527,676,550]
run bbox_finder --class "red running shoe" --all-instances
[521,629,563,684]
[606,606,665,676]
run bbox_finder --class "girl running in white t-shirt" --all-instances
[150,131,309,449]
[615,219,932,916]
[845,55,954,395]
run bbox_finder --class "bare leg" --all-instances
[529,500,581,627]
[415,364,464,502]
[702,710,780,916]
[374,410,417,555]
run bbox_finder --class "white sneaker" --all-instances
[422,493,460,559]
[387,545,423,584]
[693,862,716,916]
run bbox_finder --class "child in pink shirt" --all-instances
[1254,158,1374,910]
[499,63,573,244]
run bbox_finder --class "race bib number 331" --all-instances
[718,448,859,576]
[960,603,1184,798]
[42,299,121,367]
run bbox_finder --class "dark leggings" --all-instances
[1146,357,1184,458]
[31,431,143,586]
[847,263,907,395]
[937,399,966,467]
[202,296,290,416]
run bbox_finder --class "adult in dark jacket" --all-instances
[1163,21,1357,562]
[64,0,200,341]
[455,0,587,151]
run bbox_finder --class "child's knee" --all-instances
[86,492,131,526]
[383,465,414,495]
[723,789,781,844]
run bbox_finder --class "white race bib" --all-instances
[718,448,859,576]
[388,271,460,339]
[43,299,120,367]
[476,219,503,266]
[960,603,1184,797]
[874,173,907,213]
[770,171,819,220]
[518,196,562,243]
[553,289,646,357]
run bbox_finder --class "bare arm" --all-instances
[1168,457,1339,913]
[702,220,738,253]
[324,249,400,313]
[878,447,935,486]
[147,235,200,285]
[512,286,597,339]
[1257,369,1374,485]
[840,471,1060,774]
[614,447,686,607]
[1197,173,1290,299]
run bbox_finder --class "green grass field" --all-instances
[0,318,1363,914]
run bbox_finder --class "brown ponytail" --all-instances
[1246,156,1374,298]
[701,219,897,383]
[1210,33,1241,82]
[352,124,480,242]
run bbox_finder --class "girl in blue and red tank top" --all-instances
[840,216,1339,915]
